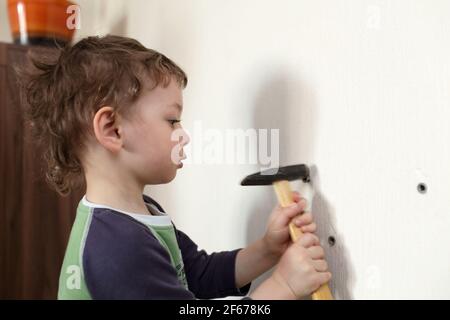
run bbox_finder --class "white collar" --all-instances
[81,195,172,227]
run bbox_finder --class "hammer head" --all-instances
[240,164,310,186]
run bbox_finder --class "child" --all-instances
[20,35,331,299]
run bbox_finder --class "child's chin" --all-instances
[158,174,176,184]
[147,170,177,185]
[165,169,179,183]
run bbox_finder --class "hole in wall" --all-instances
[328,236,336,247]
[417,183,427,194]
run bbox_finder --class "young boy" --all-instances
[20,35,331,300]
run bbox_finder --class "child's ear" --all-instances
[93,106,123,153]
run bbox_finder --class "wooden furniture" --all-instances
[0,42,83,299]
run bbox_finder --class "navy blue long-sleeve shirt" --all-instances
[58,194,251,299]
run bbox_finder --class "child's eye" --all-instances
[168,119,181,126]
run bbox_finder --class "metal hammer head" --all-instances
[240,164,310,186]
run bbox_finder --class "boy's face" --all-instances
[121,77,189,184]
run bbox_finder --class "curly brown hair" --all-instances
[17,35,188,196]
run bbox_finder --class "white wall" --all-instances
[2,0,449,299]
[129,0,450,299]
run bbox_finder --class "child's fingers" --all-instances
[306,245,325,260]
[311,259,328,272]
[300,222,317,233]
[274,199,307,226]
[293,212,313,226]
[292,191,301,202]
[313,272,332,289]
[298,233,320,248]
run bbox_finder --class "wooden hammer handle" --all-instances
[273,180,334,300]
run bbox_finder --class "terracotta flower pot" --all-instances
[7,0,77,47]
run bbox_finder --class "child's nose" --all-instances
[181,129,190,146]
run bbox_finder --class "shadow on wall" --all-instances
[98,0,128,37]
[243,67,355,299]
[110,14,128,37]
[308,164,355,300]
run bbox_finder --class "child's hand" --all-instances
[272,233,331,299]
[250,233,331,299]
[262,191,317,259]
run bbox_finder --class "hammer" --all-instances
[241,164,333,300]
